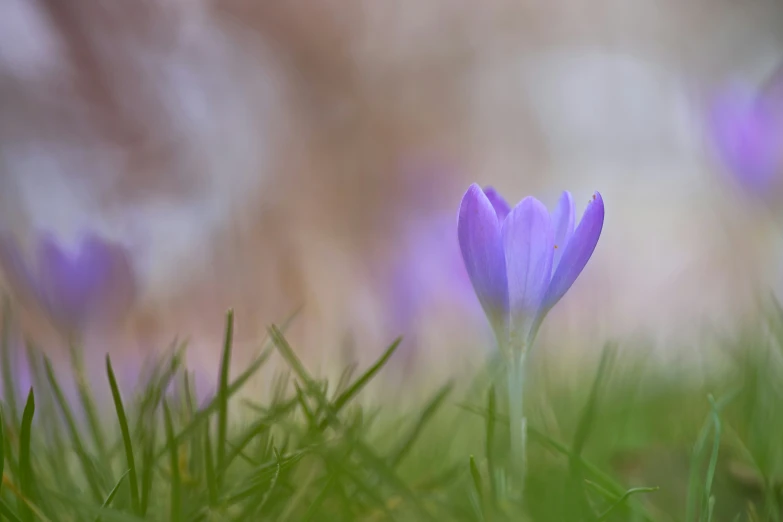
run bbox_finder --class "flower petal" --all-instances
[502,197,554,341]
[540,192,604,313]
[482,186,511,222]
[551,191,575,273]
[458,184,509,334]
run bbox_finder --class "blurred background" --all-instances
[2,0,783,388]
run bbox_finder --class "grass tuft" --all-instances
[2,305,783,520]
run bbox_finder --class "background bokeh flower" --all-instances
[384,213,484,353]
[0,231,137,338]
[709,80,783,198]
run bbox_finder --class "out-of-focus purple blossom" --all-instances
[457,184,604,349]
[0,231,136,337]
[387,214,482,338]
[377,158,490,358]
[709,84,783,196]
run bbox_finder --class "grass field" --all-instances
[1,298,783,522]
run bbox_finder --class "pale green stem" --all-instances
[508,348,527,485]
[506,315,545,495]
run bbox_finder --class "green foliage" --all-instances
[2,302,783,520]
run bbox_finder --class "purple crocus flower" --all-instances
[0,231,136,337]
[457,184,604,349]
[709,85,783,196]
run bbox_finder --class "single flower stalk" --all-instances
[457,183,604,485]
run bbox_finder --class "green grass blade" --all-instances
[1,298,17,425]
[138,419,156,517]
[316,338,401,431]
[134,346,186,433]
[162,400,181,522]
[311,449,390,517]
[43,356,104,503]
[155,311,292,463]
[294,383,316,430]
[458,402,655,521]
[469,454,484,503]
[224,448,311,504]
[0,500,21,522]
[686,412,712,522]
[485,385,498,504]
[256,447,282,514]
[216,418,275,477]
[268,324,436,521]
[106,356,140,515]
[701,395,722,522]
[154,307,302,463]
[0,406,4,501]
[42,488,144,522]
[1,421,16,495]
[686,392,735,522]
[203,420,218,506]
[69,344,108,460]
[216,309,234,474]
[333,362,358,398]
[17,389,33,522]
[299,473,337,522]
[387,382,453,469]
[567,344,615,519]
[181,372,203,489]
[23,345,67,480]
[571,345,614,459]
[94,470,130,522]
[595,486,660,521]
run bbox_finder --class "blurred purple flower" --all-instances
[457,184,604,348]
[0,231,136,337]
[709,85,783,195]
[387,214,480,336]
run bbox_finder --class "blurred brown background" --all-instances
[2,0,783,385]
